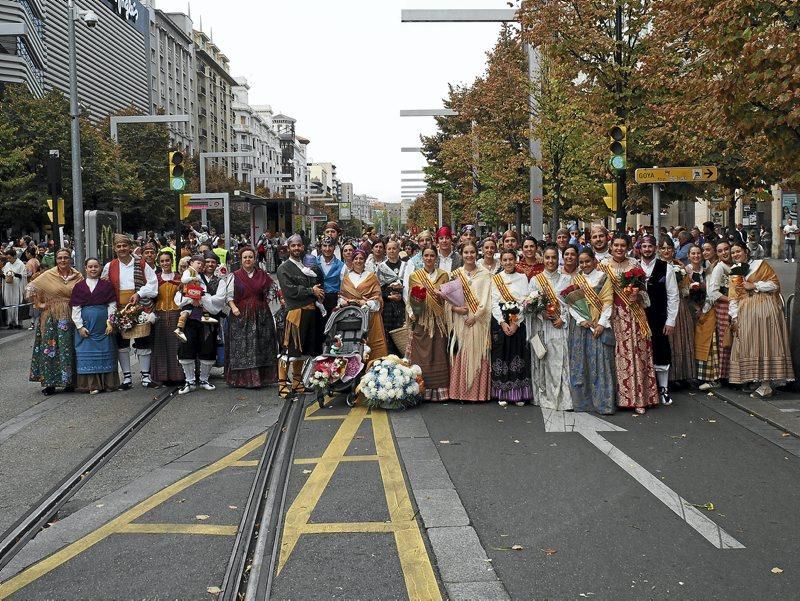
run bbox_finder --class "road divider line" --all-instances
[293,455,380,465]
[118,523,238,536]
[0,435,266,599]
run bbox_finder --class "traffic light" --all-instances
[168,151,186,191]
[46,198,65,225]
[608,125,627,171]
[179,194,192,219]
[602,183,617,211]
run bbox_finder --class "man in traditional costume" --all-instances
[435,226,462,273]
[312,222,343,260]
[201,250,226,368]
[639,235,679,406]
[316,236,344,318]
[590,225,611,263]
[101,233,158,389]
[175,255,225,394]
[2,248,27,329]
[276,234,325,397]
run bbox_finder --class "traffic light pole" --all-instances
[175,192,182,259]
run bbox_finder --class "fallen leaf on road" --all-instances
[95,504,104,508]
[439,440,450,444]
[491,545,524,551]
[511,544,524,550]
[228,505,238,510]
[514,439,520,444]
[771,567,783,574]
[542,548,557,556]
[207,586,222,594]
[195,514,210,520]
[302,469,312,474]
[781,432,791,437]
[686,502,715,511]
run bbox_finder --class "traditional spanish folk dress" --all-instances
[694,264,719,382]
[70,277,119,392]
[600,258,659,410]
[516,258,544,281]
[728,260,794,384]
[448,265,492,402]
[29,267,82,389]
[339,269,389,360]
[667,263,697,382]
[151,272,184,384]
[490,271,532,403]
[225,267,279,388]
[527,269,572,410]
[3,256,27,326]
[706,261,732,379]
[376,259,409,356]
[406,267,450,401]
[567,270,616,414]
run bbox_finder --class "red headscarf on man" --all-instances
[436,226,452,239]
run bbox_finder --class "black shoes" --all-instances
[659,386,674,406]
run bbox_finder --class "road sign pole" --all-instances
[175,192,182,258]
[652,184,661,237]
[437,192,443,228]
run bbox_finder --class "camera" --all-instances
[81,9,99,28]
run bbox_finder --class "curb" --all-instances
[711,389,800,440]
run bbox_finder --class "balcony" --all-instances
[199,129,208,138]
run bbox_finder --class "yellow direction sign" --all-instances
[634,166,718,184]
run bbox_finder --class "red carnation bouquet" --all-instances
[620,266,646,297]
[410,285,427,319]
[560,284,592,322]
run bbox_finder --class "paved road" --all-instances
[1,326,799,598]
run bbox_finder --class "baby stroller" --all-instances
[302,305,370,408]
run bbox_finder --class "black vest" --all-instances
[645,259,669,326]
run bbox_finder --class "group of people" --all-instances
[279,220,795,414]
[25,234,282,396]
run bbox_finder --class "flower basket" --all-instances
[389,326,410,354]
[359,355,423,410]
[121,322,152,340]
[110,303,155,340]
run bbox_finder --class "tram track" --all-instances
[0,385,180,572]
[219,394,306,601]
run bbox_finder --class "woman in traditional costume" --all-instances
[365,238,386,273]
[480,238,501,274]
[406,247,450,401]
[700,240,733,389]
[376,240,409,356]
[528,245,572,410]
[150,252,184,384]
[559,245,579,279]
[28,248,83,395]
[728,242,794,398]
[70,257,119,394]
[225,247,279,388]
[659,239,697,385]
[567,248,616,414]
[695,243,719,387]
[490,250,532,406]
[516,236,543,281]
[341,241,356,275]
[448,243,492,402]
[339,249,388,360]
[600,234,659,413]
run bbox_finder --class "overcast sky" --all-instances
[154,0,505,203]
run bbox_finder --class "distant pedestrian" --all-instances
[3,248,27,328]
[783,218,797,262]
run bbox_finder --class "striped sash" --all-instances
[492,273,517,303]
[574,273,603,315]
[414,269,444,307]
[456,269,480,314]
[534,272,559,307]
[600,263,651,338]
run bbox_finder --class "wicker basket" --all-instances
[389,326,410,354]
[121,322,152,340]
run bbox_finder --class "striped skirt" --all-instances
[669,298,697,381]
[729,293,794,384]
[715,300,731,380]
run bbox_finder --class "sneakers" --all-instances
[200,315,218,324]
[119,374,132,390]
[141,373,157,388]
[198,380,216,391]
[173,328,187,343]
[785,259,789,263]
[698,381,720,391]
[178,382,195,395]
[659,386,674,406]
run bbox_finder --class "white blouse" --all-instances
[342,271,379,312]
[728,259,778,320]
[528,269,569,323]
[570,269,612,329]
[491,271,529,324]
[71,278,117,329]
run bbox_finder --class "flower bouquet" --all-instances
[410,285,427,319]
[560,284,592,322]
[109,303,155,339]
[522,289,549,316]
[359,355,424,410]
[729,262,749,290]
[688,274,706,305]
[620,266,647,298]
[307,356,348,390]
[499,300,521,325]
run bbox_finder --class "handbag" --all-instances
[389,325,410,354]
[531,333,547,359]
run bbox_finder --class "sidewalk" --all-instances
[712,386,800,439]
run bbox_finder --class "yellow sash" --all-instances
[456,269,480,314]
[574,273,603,315]
[492,274,517,303]
[533,272,559,307]
[414,269,444,308]
[600,263,651,338]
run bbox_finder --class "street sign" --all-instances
[532,196,543,205]
[634,166,718,184]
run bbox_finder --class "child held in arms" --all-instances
[173,255,217,342]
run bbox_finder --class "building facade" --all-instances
[352,193,370,223]
[148,9,195,152]
[193,28,236,175]
[0,0,46,96]
[44,0,149,119]
[232,79,284,189]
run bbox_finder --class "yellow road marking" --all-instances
[294,455,379,465]
[0,435,265,599]
[231,460,259,467]
[278,405,441,601]
[305,414,347,421]
[118,523,238,536]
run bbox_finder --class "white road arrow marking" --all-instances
[541,409,745,550]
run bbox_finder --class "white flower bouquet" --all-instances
[358,354,424,410]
